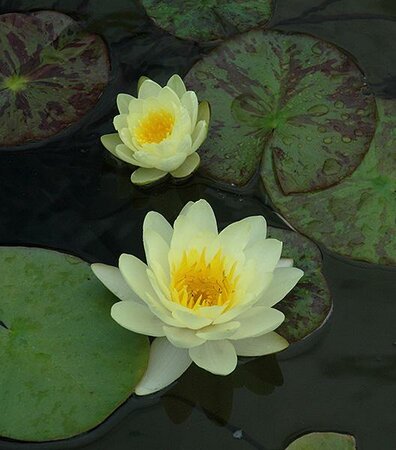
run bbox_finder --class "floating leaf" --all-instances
[262,99,396,266]
[185,30,376,190]
[268,227,331,343]
[0,11,110,148]
[0,247,149,442]
[141,0,272,42]
[286,432,356,450]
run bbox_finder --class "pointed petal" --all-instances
[163,326,205,348]
[143,229,170,283]
[137,75,149,91]
[197,100,210,126]
[219,216,267,253]
[189,340,237,375]
[101,133,123,157]
[117,93,134,114]
[181,91,198,129]
[115,144,146,166]
[138,79,162,99]
[91,263,143,304]
[229,307,284,340]
[257,267,304,308]
[111,301,165,336]
[131,168,168,186]
[113,114,128,131]
[233,332,289,356]
[276,258,294,268]
[196,321,240,340]
[172,309,212,330]
[190,120,207,153]
[244,239,283,272]
[135,338,192,395]
[170,153,200,179]
[167,74,187,99]
[119,253,155,302]
[143,211,173,245]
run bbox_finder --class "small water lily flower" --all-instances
[101,74,210,186]
[92,200,303,395]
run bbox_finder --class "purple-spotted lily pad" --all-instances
[185,30,376,190]
[141,0,272,42]
[262,99,396,266]
[268,227,331,343]
[286,432,356,450]
[0,247,149,442]
[0,11,110,148]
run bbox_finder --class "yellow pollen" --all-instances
[135,109,174,145]
[170,249,239,310]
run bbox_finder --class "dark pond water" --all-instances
[0,0,395,449]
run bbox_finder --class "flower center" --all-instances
[135,109,174,145]
[170,249,238,309]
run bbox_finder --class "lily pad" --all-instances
[185,30,376,190]
[286,432,356,450]
[0,11,110,148]
[262,99,396,266]
[0,247,149,442]
[141,0,273,42]
[268,227,331,343]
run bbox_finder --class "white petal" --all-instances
[117,93,134,114]
[244,238,282,273]
[111,301,165,336]
[233,332,289,356]
[143,211,173,246]
[181,91,198,129]
[170,153,200,179]
[135,337,192,395]
[172,309,212,330]
[137,76,149,92]
[229,306,285,340]
[119,254,156,302]
[167,74,187,99]
[131,168,168,185]
[115,144,146,166]
[143,229,170,283]
[138,79,162,99]
[189,340,237,375]
[100,133,123,157]
[190,120,207,153]
[91,263,143,304]
[158,86,181,107]
[163,326,205,348]
[196,321,240,340]
[113,114,128,131]
[197,100,210,126]
[219,216,267,253]
[276,258,294,268]
[195,305,225,320]
[256,267,304,308]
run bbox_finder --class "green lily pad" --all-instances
[0,247,149,442]
[262,99,396,266]
[141,0,272,42]
[185,30,376,190]
[268,227,331,343]
[286,432,356,450]
[0,11,110,148]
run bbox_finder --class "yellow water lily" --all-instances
[101,75,209,185]
[92,200,303,395]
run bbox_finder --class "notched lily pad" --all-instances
[286,432,356,450]
[185,30,376,190]
[268,227,332,343]
[141,0,273,42]
[0,11,110,148]
[262,99,396,266]
[0,247,149,442]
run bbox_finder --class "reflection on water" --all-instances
[0,0,395,449]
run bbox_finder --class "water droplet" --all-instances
[354,129,364,137]
[282,136,293,145]
[323,158,341,175]
[323,137,333,144]
[308,104,329,116]
[311,43,323,55]
[335,100,344,109]
[342,136,352,143]
[318,126,327,133]
[306,136,313,142]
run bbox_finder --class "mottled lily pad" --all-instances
[262,99,396,266]
[268,227,331,343]
[286,432,356,450]
[185,30,376,190]
[141,0,272,42]
[0,11,110,147]
[0,247,149,442]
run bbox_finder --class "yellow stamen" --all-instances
[135,109,174,145]
[170,249,239,310]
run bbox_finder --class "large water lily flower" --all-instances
[101,74,209,186]
[92,200,303,395]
